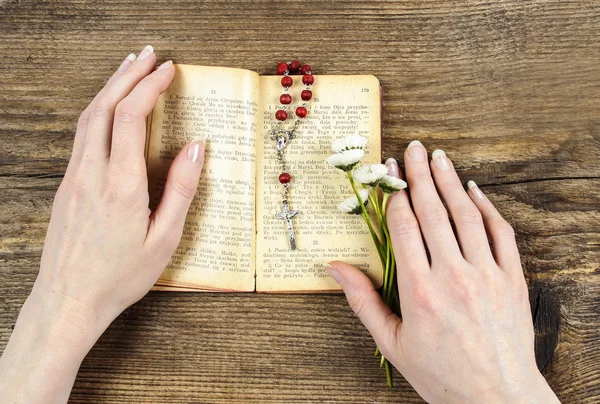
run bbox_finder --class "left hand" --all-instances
[0,46,206,404]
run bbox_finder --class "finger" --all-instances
[466,181,522,274]
[83,45,156,162]
[430,150,494,267]
[66,53,137,177]
[326,261,403,363]
[146,139,206,250]
[384,158,429,288]
[110,60,175,168]
[404,141,462,263]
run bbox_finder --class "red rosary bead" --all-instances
[279,173,291,183]
[275,110,288,121]
[301,90,312,101]
[280,94,292,104]
[295,107,307,118]
[289,60,301,73]
[281,76,293,87]
[300,64,312,75]
[302,74,314,85]
[276,62,289,75]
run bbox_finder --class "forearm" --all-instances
[0,287,106,404]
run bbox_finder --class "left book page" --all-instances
[146,64,258,292]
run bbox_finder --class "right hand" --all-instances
[326,141,560,403]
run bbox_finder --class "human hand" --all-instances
[35,46,205,336]
[327,141,560,403]
[0,46,205,403]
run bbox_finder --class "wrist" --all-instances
[473,370,560,404]
[0,287,108,402]
[516,372,561,404]
[23,283,113,358]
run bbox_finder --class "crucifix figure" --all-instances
[276,200,299,250]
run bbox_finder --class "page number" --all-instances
[361,88,369,93]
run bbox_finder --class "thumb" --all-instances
[327,261,403,362]
[147,138,206,248]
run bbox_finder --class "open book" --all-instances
[146,64,383,292]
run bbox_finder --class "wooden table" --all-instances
[1,1,598,402]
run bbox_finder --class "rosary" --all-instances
[271,60,314,251]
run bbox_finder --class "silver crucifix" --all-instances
[276,199,299,250]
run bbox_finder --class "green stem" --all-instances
[364,210,385,266]
[348,172,385,263]
[381,193,395,304]
[381,231,391,303]
[369,189,392,307]
[369,188,388,240]
[384,191,401,311]
[387,237,394,304]
[381,232,390,305]
[368,188,383,228]
[385,241,396,304]
[385,360,393,387]
[349,183,397,388]
[382,193,389,220]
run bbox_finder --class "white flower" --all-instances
[378,175,407,194]
[326,149,365,171]
[353,164,388,186]
[338,189,370,215]
[332,135,368,153]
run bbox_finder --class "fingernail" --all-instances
[117,53,136,72]
[187,138,205,163]
[432,149,450,171]
[385,157,400,178]
[325,263,344,284]
[467,180,485,200]
[407,140,425,162]
[157,60,173,71]
[138,45,154,61]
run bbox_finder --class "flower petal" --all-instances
[326,149,365,171]
[332,135,368,153]
[378,175,408,194]
[337,189,370,215]
[353,164,389,186]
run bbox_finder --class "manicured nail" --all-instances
[138,45,154,61]
[432,149,450,171]
[157,60,173,71]
[407,140,425,162]
[187,138,205,163]
[385,157,400,178]
[467,180,485,200]
[325,263,343,284]
[117,53,136,72]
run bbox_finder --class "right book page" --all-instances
[255,75,383,292]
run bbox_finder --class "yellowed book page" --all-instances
[147,64,258,292]
[256,75,383,292]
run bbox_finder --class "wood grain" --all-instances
[1,0,599,402]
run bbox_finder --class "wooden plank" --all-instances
[1,175,598,402]
[0,0,598,402]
